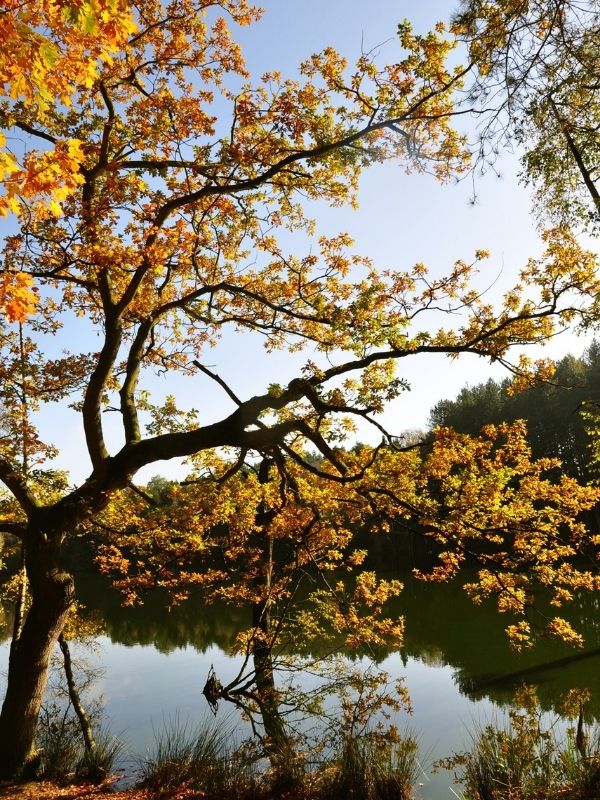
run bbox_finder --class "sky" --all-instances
[17,0,599,485]
[211,0,595,430]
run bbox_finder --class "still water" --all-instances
[2,574,600,799]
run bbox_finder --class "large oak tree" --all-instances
[1,0,599,778]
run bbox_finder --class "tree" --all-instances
[97,431,600,776]
[0,0,599,779]
[0,0,137,321]
[453,0,600,229]
[429,378,505,435]
[429,347,600,481]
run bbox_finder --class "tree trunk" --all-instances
[9,543,27,659]
[252,602,298,785]
[251,458,298,782]
[0,531,74,780]
[252,600,284,743]
[58,633,96,753]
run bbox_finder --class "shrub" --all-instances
[442,687,600,800]
[35,701,122,785]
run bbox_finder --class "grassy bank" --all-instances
[5,688,600,800]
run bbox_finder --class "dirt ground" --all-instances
[0,783,199,800]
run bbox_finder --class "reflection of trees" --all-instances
[202,649,301,785]
[203,650,406,789]
[393,577,600,719]
[43,562,600,724]
[74,570,249,654]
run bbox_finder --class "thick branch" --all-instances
[119,318,155,444]
[97,302,566,483]
[12,120,57,145]
[81,313,122,468]
[97,82,115,168]
[0,522,27,539]
[117,159,199,171]
[0,458,37,514]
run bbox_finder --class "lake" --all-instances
[1,572,600,799]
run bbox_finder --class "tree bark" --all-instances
[251,459,298,783]
[58,634,96,753]
[0,531,74,780]
[9,544,27,658]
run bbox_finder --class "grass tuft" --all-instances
[75,728,123,783]
[140,716,263,799]
[316,730,420,800]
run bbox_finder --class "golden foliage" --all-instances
[0,1,599,673]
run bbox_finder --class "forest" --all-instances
[430,342,600,482]
[2,2,600,799]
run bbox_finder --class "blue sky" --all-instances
[223,0,594,429]
[21,1,596,484]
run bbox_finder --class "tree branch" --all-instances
[81,312,122,468]
[0,521,27,539]
[550,95,600,215]
[12,120,57,145]
[150,64,473,230]
[192,360,242,406]
[119,318,155,445]
[0,458,37,515]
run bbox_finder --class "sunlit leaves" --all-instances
[0,273,37,323]
[410,422,600,649]
[96,418,600,654]
[0,1,134,218]
[0,0,599,675]
[0,0,136,110]
[0,138,86,221]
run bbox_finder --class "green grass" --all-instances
[139,716,263,799]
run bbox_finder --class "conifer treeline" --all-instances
[429,341,600,481]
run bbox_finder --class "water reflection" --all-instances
[396,578,600,717]
[2,569,600,800]
[5,569,589,719]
